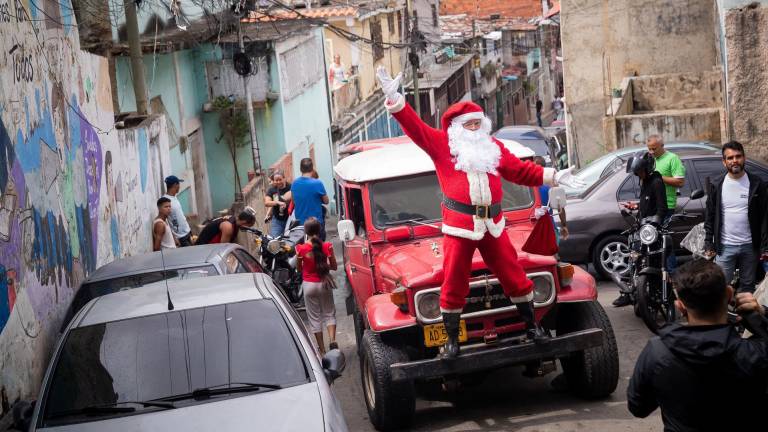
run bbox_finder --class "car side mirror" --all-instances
[625,157,635,173]
[322,349,346,383]
[690,189,705,200]
[337,220,356,241]
[12,399,35,431]
[548,187,567,210]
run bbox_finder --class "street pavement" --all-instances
[324,225,662,431]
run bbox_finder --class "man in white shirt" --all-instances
[704,141,768,293]
[163,175,192,246]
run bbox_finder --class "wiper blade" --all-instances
[383,217,426,226]
[158,382,282,401]
[46,400,176,419]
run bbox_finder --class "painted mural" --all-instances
[0,1,170,408]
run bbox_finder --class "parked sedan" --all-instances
[563,142,720,196]
[494,126,557,166]
[559,153,768,279]
[14,273,348,432]
[60,244,264,331]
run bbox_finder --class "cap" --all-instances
[165,175,184,186]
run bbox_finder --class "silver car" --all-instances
[60,244,265,331]
[15,273,348,431]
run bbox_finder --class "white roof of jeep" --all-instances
[334,138,535,183]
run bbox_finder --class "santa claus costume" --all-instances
[377,67,579,358]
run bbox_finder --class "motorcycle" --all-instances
[611,189,704,334]
[241,222,305,307]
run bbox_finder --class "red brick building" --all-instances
[439,0,545,19]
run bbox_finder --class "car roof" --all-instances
[494,126,547,140]
[74,273,275,327]
[84,244,242,283]
[334,139,535,183]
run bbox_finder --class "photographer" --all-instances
[627,259,768,431]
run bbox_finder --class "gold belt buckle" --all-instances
[476,205,490,219]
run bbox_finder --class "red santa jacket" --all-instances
[387,98,555,241]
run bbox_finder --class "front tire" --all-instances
[592,235,630,280]
[557,301,619,398]
[635,274,675,334]
[360,330,415,431]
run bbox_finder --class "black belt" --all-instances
[443,197,502,219]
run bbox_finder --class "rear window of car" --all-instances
[42,300,309,427]
[62,266,218,331]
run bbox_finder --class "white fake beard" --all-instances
[447,117,500,174]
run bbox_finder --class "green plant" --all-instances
[481,61,497,80]
[212,97,250,193]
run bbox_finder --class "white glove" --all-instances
[376,66,402,103]
[534,207,548,219]
[554,166,586,189]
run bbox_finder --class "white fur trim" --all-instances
[441,307,464,313]
[485,217,506,238]
[543,167,556,186]
[384,93,406,113]
[510,292,534,303]
[442,223,486,241]
[452,111,486,125]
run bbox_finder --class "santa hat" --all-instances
[440,101,486,131]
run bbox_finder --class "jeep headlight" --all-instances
[531,275,554,303]
[267,239,283,254]
[639,224,658,245]
[417,292,441,320]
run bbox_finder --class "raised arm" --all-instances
[496,143,549,187]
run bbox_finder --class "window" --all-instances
[387,13,395,35]
[225,253,247,274]
[431,4,438,27]
[347,188,367,237]
[746,162,768,183]
[617,176,640,201]
[370,18,384,61]
[233,250,264,273]
[42,300,308,427]
[397,11,403,39]
[693,159,724,192]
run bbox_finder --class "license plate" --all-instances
[423,320,468,348]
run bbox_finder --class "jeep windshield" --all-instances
[370,173,534,228]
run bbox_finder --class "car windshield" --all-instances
[517,139,550,157]
[43,300,308,427]
[369,173,533,228]
[63,266,219,331]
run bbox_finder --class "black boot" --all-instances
[440,312,461,359]
[516,301,549,343]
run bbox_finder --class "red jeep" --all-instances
[334,138,619,431]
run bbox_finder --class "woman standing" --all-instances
[264,170,292,237]
[296,217,338,354]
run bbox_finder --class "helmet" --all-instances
[628,152,655,176]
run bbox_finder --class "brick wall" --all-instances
[440,0,543,18]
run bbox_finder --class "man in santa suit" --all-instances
[377,67,584,358]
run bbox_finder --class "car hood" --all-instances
[40,383,325,432]
[375,226,557,288]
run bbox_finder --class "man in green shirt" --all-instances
[648,135,685,271]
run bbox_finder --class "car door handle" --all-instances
[362,248,368,256]
[351,266,357,273]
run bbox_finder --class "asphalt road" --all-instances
[326,272,663,432]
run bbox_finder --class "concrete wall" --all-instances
[631,71,723,112]
[561,0,718,165]
[614,109,724,149]
[722,2,768,162]
[0,2,171,409]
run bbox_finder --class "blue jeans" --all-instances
[716,243,757,293]
[663,209,677,273]
[270,217,288,238]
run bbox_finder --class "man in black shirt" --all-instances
[627,259,768,431]
[614,152,667,307]
[264,170,292,237]
[195,210,256,245]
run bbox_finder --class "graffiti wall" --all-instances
[0,1,170,409]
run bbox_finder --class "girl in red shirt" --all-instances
[296,217,338,354]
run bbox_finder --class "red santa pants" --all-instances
[440,232,534,312]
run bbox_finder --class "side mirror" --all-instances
[690,189,705,200]
[12,399,35,431]
[625,157,635,173]
[337,219,356,241]
[548,187,567,210]
[322,349,346,383]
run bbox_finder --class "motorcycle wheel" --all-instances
[635,274,676,334]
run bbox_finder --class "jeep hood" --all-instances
[375,227,557,288]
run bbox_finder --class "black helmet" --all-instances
[628,152,655,176]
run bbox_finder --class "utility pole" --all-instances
[407,0,420,117]
[237,19,263,180]
[124,0,148,115]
